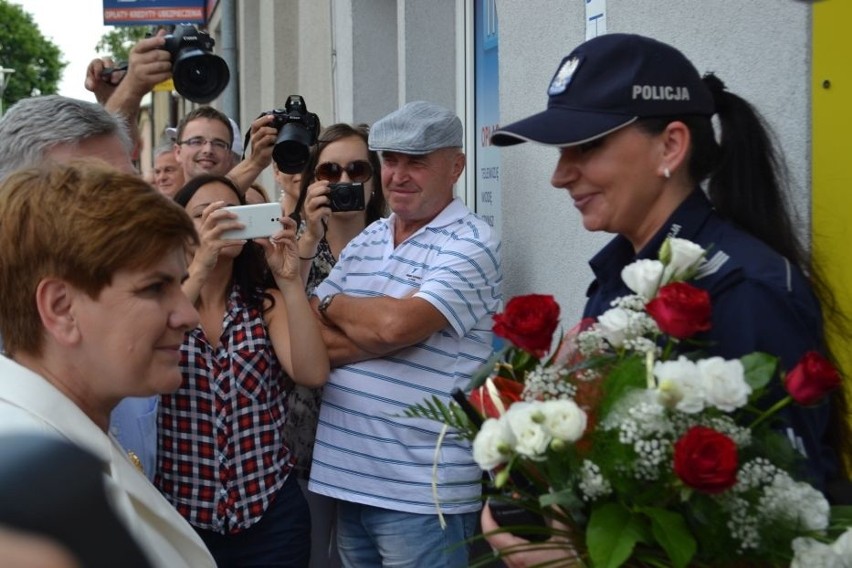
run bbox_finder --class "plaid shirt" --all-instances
[156,286,293,534]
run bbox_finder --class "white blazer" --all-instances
[0,355,215,568]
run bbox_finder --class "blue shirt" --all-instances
[110,396,158,481]
[584,189,837,489]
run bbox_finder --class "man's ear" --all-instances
[35,278,81,347]
[450,150,466,183]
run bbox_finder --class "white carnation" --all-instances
[472,418,514,470]
[596,307,632,348]
[621,259,664,299]
[662,237,706,283]
[654,356,705,413]
[698,357,752,412]
[539,399,587,443]
[504,402,552,459]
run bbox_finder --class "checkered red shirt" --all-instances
[156,286,293,534]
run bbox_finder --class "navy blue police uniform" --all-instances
[583,189,838,490]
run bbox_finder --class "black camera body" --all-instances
[163,24,230,104]
[328,182,365,212]
[263,95,320,174]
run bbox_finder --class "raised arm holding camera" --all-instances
[225,112,278,192]
[227,95,320,195]
[84,31,172,156]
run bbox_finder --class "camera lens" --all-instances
[328,183,365,212]
[272,123,313,174]
[172,49,230,104]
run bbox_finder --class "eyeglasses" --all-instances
[178,136,231,152]
[315,160,373,183]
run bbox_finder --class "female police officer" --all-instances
[485,32,849,566]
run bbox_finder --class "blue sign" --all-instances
[474,0,501,235]
[103,0,207,26]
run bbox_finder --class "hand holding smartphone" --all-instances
[220,203,283,240]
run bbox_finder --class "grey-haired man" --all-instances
[308,101,503,567]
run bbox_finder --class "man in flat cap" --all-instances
[308,101,503,567]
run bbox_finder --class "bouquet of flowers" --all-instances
[407,237,852,567]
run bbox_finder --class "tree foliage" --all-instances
[0,0,66,109]
[96,26,150,64]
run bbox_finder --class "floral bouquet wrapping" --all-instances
[407,237,852,567]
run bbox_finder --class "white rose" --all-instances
[621,259,664,299]
[540,399,588,443]
[472,418,514,470]
[504,402,552,459]
[596,307,631,348]
[661,237,706,283]
[653,356,705,413]
[697,357,752,412]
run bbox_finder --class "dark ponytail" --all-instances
[701,73,806,269]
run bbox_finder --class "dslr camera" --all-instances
[328,182,365,212]
[263,95,320,174]
[163,24,230,104]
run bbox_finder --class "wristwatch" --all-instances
[318,293,338,317]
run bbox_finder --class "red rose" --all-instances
[469,377,524,419]
[673,426,738,494]
[784,351,841,406]
[646,282,712,339]
[493,294,560,356]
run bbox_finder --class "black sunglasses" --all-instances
[315,160,373,183]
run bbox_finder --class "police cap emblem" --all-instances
[548,55,582,96]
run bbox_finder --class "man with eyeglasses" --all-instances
[174,106,236,180]
[308,101,503,567]
[173,106,277,191]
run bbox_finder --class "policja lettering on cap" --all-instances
[632,85,692,101]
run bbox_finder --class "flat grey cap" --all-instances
[369,101,463,154]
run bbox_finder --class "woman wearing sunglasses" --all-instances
[294,123,387,283]
[283,122,387,568]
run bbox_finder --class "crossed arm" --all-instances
[312,293,449,367]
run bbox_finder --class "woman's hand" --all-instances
[181,201,244,303]
[481,503,579,568]
[191,201,245,276]
[301,181,332,243]
[258,213,300,283]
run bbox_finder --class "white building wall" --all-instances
[494,0,813,322]
[217,0,812,324]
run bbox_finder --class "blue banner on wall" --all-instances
[474,0,501,235]
[103,0,207,26]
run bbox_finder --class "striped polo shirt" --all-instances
[309,198,503,514]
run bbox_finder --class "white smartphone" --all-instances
[220,202,282,240]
